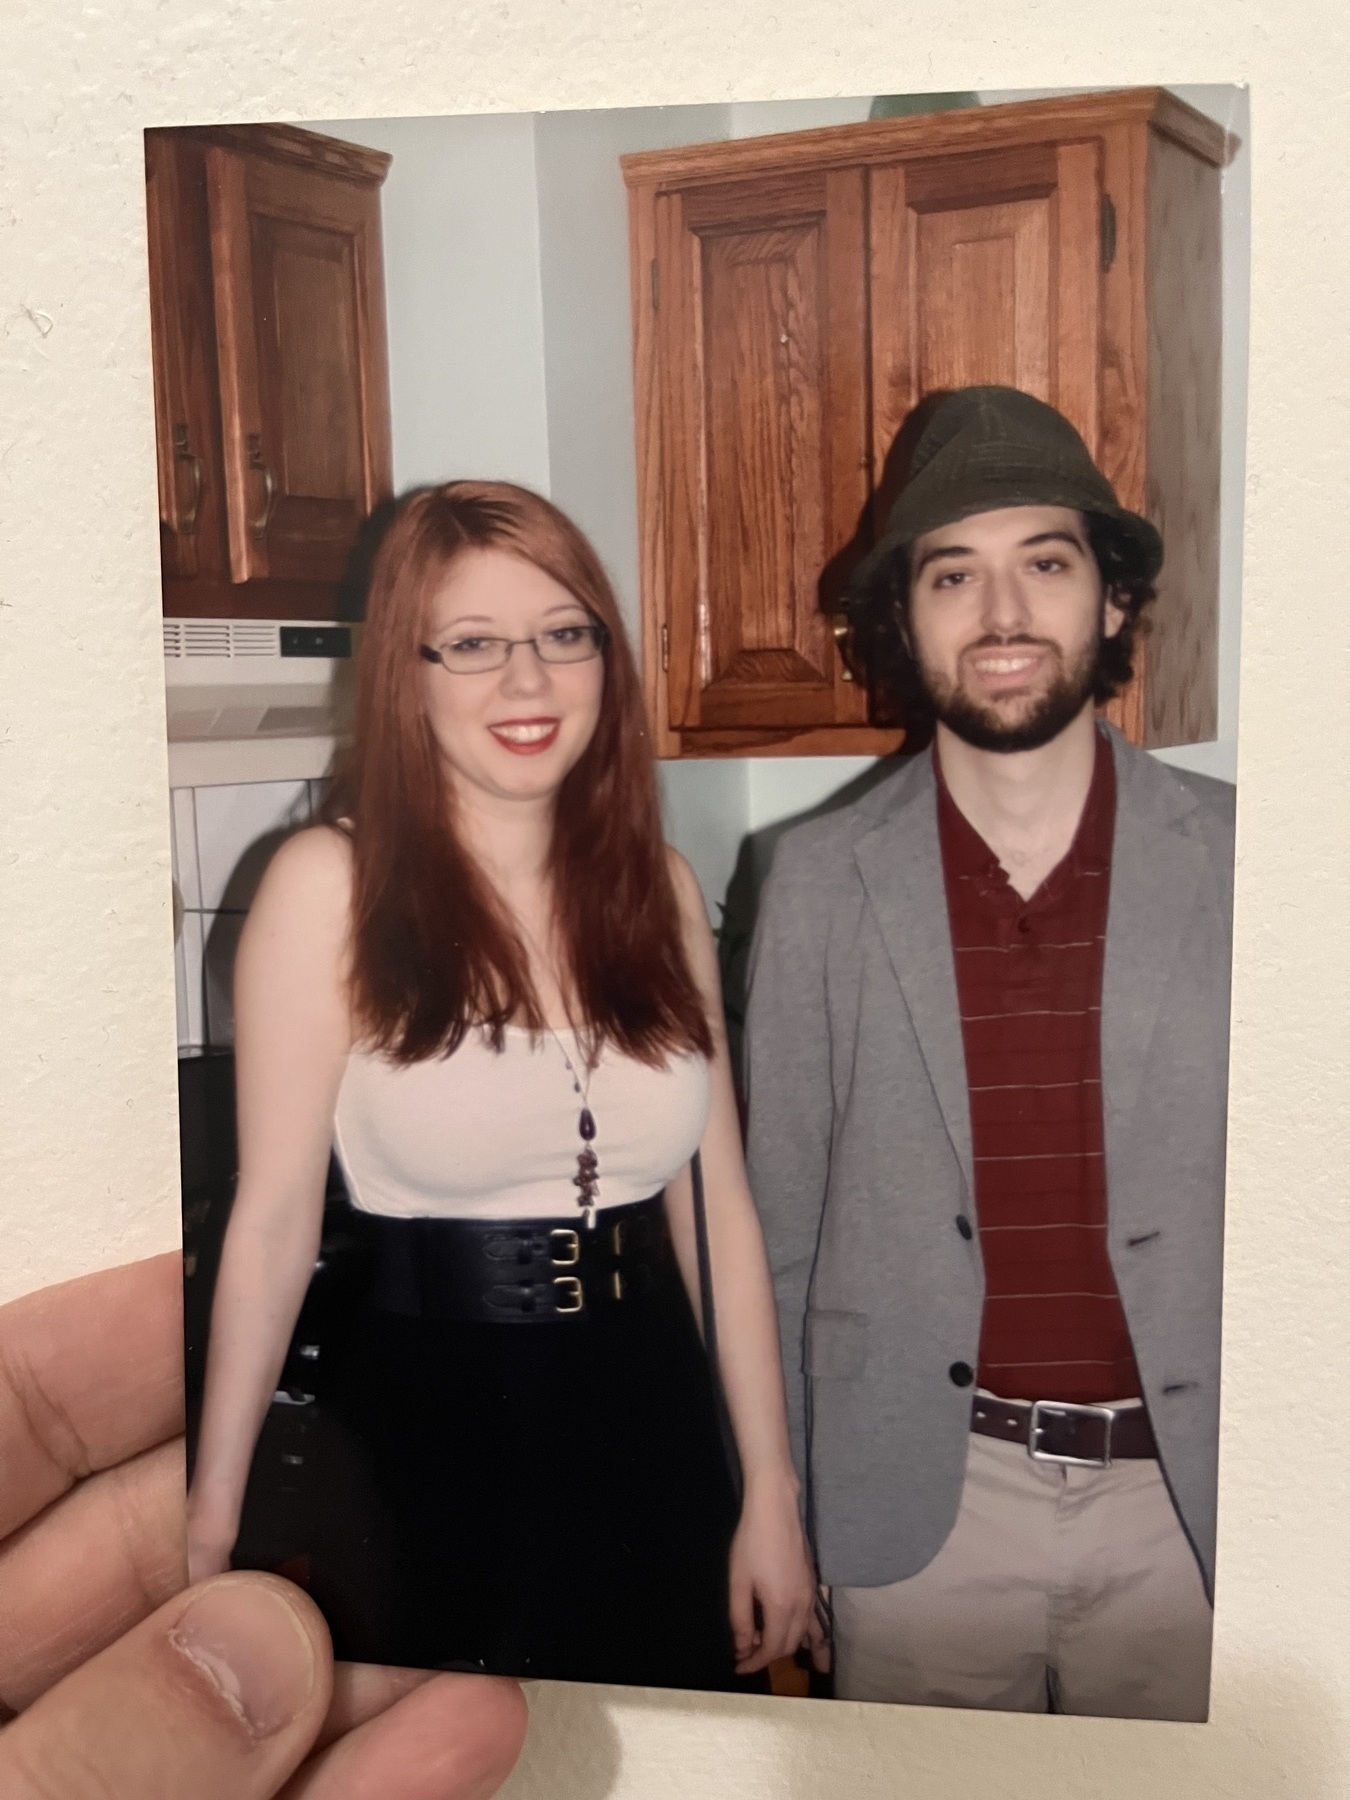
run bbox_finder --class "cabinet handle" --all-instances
[831,613,856,683]
[246,433,277,539]
[171,424,203,535]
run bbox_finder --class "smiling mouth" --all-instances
[971,652,1042,674]
[963,642,1055,688]
[487,718,561,754]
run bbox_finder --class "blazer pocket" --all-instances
[803,1309,869,1380]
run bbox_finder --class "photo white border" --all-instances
[3,4,1346,1796]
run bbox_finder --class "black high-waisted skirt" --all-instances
[303,1194,744,1691]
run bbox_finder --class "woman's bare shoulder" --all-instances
[664,845,718,967]
[250,823,354,930]
[664,845,709,923]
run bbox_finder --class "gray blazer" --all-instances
[743,729,1234,1599]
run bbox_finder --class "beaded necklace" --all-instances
[546,1026,599,1228]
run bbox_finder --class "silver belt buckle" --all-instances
[1028,1399,1116,1468]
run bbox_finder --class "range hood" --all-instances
[164,618,358,788]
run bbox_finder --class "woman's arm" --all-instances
[186,827,355,1582]
[663,850,822,1677]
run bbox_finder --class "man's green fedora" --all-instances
[848,386,1164,597]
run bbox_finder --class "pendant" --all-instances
[572,1110,599,1227]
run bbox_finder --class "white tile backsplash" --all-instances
[176,909,206,1051]
[193,780,313,912]
[170,788,203,909]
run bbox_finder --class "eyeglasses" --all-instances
[418,623,609,675]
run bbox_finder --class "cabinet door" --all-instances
[654,167,870,734]
[205,145,392,585]
[869,140,1104,514]
[145,134,226,582]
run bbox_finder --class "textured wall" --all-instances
[3,5,1348,1799]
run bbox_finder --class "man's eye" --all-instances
[1031,557,1066,574]
[933,570,967,588]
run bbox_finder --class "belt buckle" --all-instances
[1028,1399,1116,1468]
[549,1228,580,1266]
[553,1275,584,1314]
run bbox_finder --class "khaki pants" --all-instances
[832,1429,1213,1720]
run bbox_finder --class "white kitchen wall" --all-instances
[727,96,872,137]
[314,112,553,495]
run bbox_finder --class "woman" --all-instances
[187,481,820,1690]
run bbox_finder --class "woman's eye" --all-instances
[449,636,490,654]
[545,625,588,645]
[933,570,967,589]
[1031,557,1067,574]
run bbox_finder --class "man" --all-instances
[743,386,1233,1721]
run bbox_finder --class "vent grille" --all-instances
[233,624,278,657]
[163,620,281,660]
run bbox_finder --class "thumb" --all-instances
[0,1573,333,1800]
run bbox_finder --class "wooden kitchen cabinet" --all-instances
[623,89,1230,758]
[145,124,393,621]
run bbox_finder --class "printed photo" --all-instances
[157,84,1245,1716]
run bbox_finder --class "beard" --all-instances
[915,631,1100,755]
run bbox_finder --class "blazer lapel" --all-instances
[853,756,974,1195]
[1100,735,1207,1196]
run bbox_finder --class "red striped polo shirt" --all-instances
[936,730,1142,1404]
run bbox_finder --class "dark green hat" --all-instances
[849,386,1163,595]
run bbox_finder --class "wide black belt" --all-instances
[971,1393,1157,1465]
[354,1192,671,1324]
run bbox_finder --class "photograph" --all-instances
[154,82,1246,1718]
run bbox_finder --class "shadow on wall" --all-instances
[201,822,308,1046]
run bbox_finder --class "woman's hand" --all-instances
[727,1471,827,1675]
[187,1504,243,1586]
[0,1253,527,1799]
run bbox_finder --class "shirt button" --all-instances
[1017,916,1032,935]
[949,1361,975,1388]
[956,1215,974,1240]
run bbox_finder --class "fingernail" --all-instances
[170,1579,317,1739]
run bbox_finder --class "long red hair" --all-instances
[323,481,713,1067]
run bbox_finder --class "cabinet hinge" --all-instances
[1100,193,1117,274]
[650,258,660,312]
[660,623,670,672]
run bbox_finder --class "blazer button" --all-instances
[956,1215,974,1240]
[949,1361,975,1388]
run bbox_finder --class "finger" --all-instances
[314,1662,436,1752]
[807,1609,832,1674]
[742,1598,793,1672]
[0,1436,185,1711]
[761,1606,803,1672]
[0,1254,183,1537]
[0,1573,332,1800]
[727,1573,759,1661]
[281,1673,527,1800]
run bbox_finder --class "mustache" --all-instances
[963,634,1059,652]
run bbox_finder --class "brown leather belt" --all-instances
[971,1393,1157,1466]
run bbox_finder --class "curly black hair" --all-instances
[843,511,1159,731]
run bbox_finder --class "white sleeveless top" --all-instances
[333,1026,710,1221]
